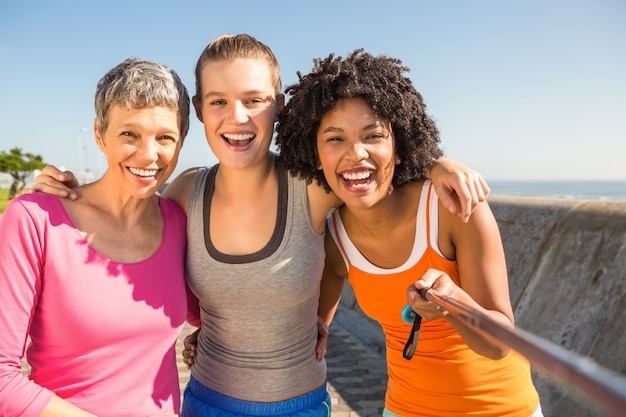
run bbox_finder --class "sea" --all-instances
[487,180,626,202]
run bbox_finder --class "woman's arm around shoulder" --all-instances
[161,167,203,214]
[22,164,79,200]
[316,228,348,360]
[306,182,342,234]
[427,158,490,223]
[318,228,348,327]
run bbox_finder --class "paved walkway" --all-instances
[175,321,388,417]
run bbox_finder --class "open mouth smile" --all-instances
[340,169,374,189]
[222,133,255,147]
[128,167,159,178]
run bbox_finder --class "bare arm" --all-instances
[406,201,513,360]
[306,182,343,234]
[315,228,348,360]
[23,165,80,199]
[318,229,347,327]
[426,158,490,223]
[161,167,199,214]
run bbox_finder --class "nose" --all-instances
[228,100,249,124]
[136,138,158,161]
[346,141,369,161]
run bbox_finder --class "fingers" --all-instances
[182,345,196,369]
[448,171,483,224]
[457,183,477,224]
[182,329,199,369]
[418,268,455,292]
[316,318,329,361]
[40,165,61,177]
[430,160,489,223]
[433,182,459,218]
[40,164,70,182]
[406,269,452,320]
[32,166,79,200]
[315,335,328,361]
[31,181,78,200]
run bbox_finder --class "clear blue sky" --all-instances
[1,0,624,181]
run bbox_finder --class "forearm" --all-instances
[318,273,344,326]
[319,228,348,325]
[444,309,512,360]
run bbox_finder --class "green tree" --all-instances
[0,148,47,199]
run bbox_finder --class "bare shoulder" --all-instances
[438,196,500,257]
[306,181,342,234]
[439,197,496,232]
[324,226,347,276]
[162,167,203,213]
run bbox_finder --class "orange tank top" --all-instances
[327,181,540,417]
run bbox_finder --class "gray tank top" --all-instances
[186,161,326,401]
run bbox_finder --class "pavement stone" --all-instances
[324,323,387,416]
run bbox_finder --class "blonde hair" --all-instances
[194,33,282,100]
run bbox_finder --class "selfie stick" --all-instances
[405,288,626,417]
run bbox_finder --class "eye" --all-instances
[158,135,178,143]
[245,97,269,107]
[209,99,226,106]
[325,135,343,143]
[121,131,136,138]
[365,132,389,142]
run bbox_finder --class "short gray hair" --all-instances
[94,58,190,142]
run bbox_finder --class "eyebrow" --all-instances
[203,90,271,99]
[321,121,383,134]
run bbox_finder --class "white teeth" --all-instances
[223,133,254,141]
[129,167,158,177]
[341,171,371,180]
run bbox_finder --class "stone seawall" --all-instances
[334,195,626,417]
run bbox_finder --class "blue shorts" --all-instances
[182,375,331,417]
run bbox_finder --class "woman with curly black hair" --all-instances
[277,49,441,192]
[276,50,542,417]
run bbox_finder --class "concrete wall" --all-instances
[334,195,626,417]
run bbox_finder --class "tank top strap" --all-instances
[328,179,440,273]
[422,179,445,258]
[188,166,212,224]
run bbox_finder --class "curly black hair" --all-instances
[276,49,443,192]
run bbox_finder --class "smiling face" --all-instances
[96,104,181,199]
[192,58,284,170]
[316,97,400,210]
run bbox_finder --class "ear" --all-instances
[274,94,285,122]
[316,152,323,170]
[192,96,203,122]
[390,130,401,164]
[94,120,106,152]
